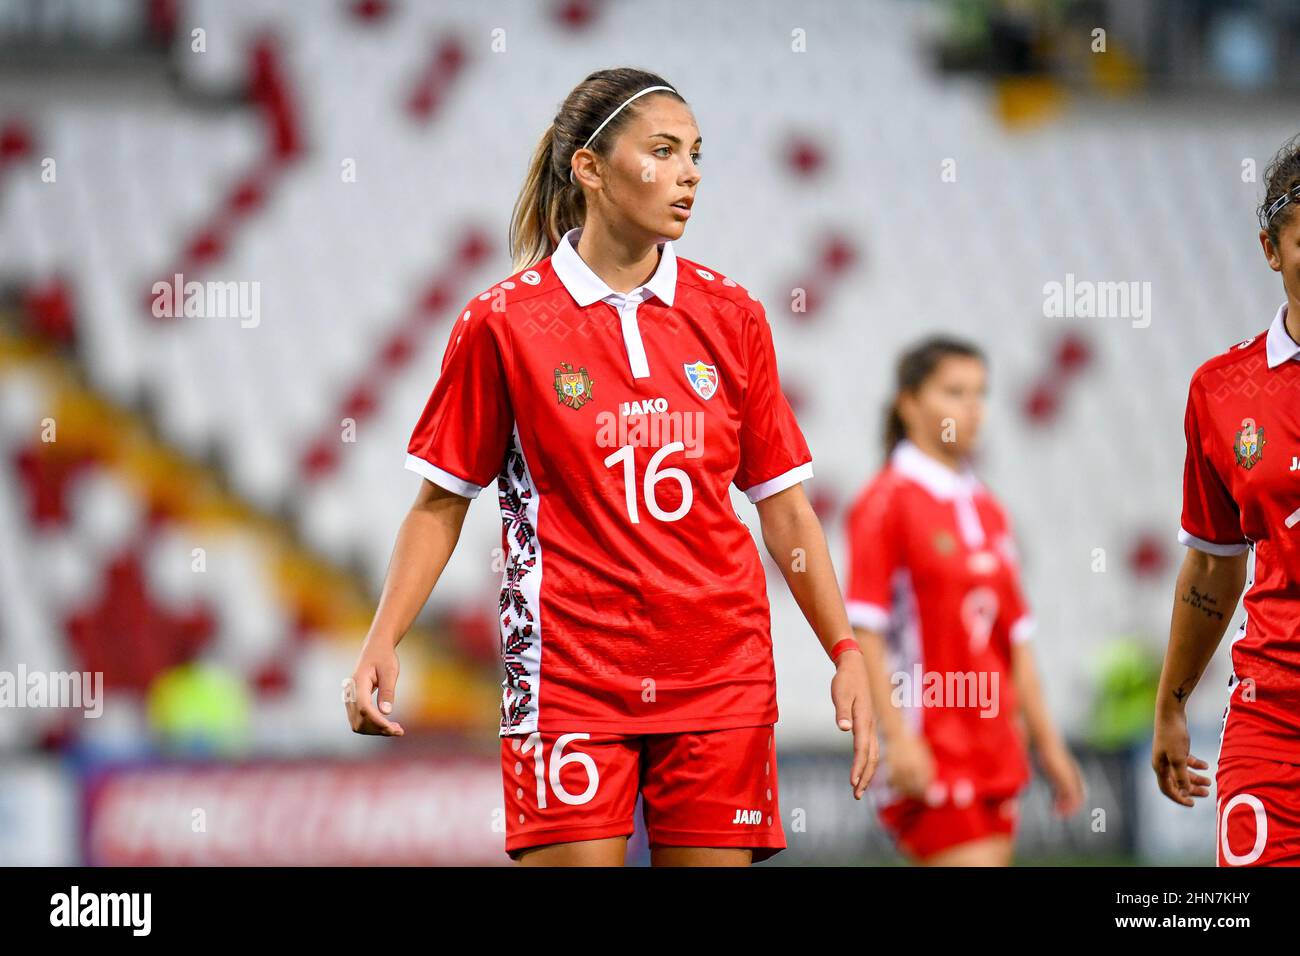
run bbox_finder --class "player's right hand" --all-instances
[885,730,934,798]
[1151,707,1210,807]
[344,639,405,736]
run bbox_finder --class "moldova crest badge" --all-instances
[1234,422,1265,469]
[553,362,593,409]
[932,530,956,555]
[683,360,719,400]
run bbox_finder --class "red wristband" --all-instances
[829,638,860,663]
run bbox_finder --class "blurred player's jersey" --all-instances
[844,441,1033,804]
[406,227,812,736]
[1179,303,1300,763]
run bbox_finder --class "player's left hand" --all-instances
[831,647,878,799]
[1040,741,1086,816]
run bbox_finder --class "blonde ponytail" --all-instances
[508,124,585,273]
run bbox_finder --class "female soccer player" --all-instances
[845,336,1084,865]
[1153,134,1300,867]
[343,68,877,866]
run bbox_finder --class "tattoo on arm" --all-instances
[1172,672,1200,704]
[1181,585,1224,622]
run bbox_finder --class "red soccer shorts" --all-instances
[1216,755,1300,866]
[878,791,1020,861]
[500,724,785,862]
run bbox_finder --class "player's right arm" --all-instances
[845,485,934,798]
[1152,374,1251,805]
[347,479,472,736]
[347,299,514,737]
[855,624,934,797]
[1152,547,1248,805]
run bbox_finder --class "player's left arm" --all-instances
[1011,639,1085,816]
[755,482,878,798]
[997,502,1085,816]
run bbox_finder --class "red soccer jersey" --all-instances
[1179,302,1300,763]
[844,440,1033,804]
[406,226,813,736]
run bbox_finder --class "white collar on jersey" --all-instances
[1265,300,1300,369]
[890,439,981,501]
[551,226,678,308]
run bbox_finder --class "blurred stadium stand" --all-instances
[0,0,1296,864]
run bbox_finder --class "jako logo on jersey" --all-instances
[596,398,705,457]
[731,808,762,825]
[683,361,718,400]
[620,397,669,416]
[1234,419,1265,469]
[554,362,594,410]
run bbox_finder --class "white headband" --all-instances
[568,85,677,184]
[1264,183,1300,227]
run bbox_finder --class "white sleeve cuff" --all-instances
[1010,614,1035,644]
[405,454,485,499]
[846,600,890,632]
[742,461,814,503]
[1177,526,1249,556]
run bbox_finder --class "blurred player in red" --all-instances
[1153,134,1300,867]
[845,336,1084,865]
[343,68,877,866]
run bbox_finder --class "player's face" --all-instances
[1260,211,1300,302]
[901,355,987,458]
[603,96,702,242]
